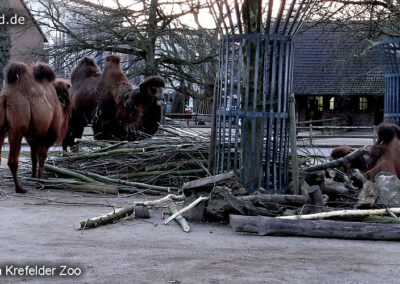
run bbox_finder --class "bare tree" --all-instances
[28,0,218,98]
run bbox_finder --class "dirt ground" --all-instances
[1,164,400,284]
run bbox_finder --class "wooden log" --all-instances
[145,160,207,172]
[182,172,237,191]
[302,170,325,186]
[44,164,101,184]
[82,171,179,192]
[206,187,284,221]
[164,196,209,224]
[333,169,350,183]
[229,215,400,240]
[75,206,135,230]
[303,145,369,172]
[321,179,348,196]
[111,169,205,179]
[55,184,118,195]
[135,206,150,219]
[307,185,324,213]
[168,202,190,232]
[277,207,400,220]
[238,194,307,206]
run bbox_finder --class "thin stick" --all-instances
[82,171,179,192]
[277,207,400,220]
[163,196,209,225]
[168,202,191,232]
[135,194,185,207]
[44,164,101,184]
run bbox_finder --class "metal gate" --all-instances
[376,39,400,125]
[209,0,315,193]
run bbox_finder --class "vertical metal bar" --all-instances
[227,35,236,172]
[240,37,252,185]
[220,36,230,172]
[234,0,243,34]
[281,0,297,35]
[265,0,274,35]
[258,35,271,189]
[224,0,235,34]
[266,38,279,192]
[282,41,292,192]
[215,38,226,173]
[233,38,243,172]
[287,0,306,35]
[257,0,262,33]
[272,0,287,35]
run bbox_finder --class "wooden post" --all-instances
[373,125,377,144]
[289,93,299,194]
[309,122,313,144]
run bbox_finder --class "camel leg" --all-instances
[30,144,38,178]
[7,131,25,193]
[37,146,49,179]
[0,128,6,165]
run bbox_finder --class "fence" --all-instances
[376,39,400,125]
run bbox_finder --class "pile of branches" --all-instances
[40,132,210,195]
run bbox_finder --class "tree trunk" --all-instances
[240,0,263,191]
[230,215,400,240]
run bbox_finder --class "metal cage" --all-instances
[209,0,315,193]
[213,34,292,193]
[376,39,400,125]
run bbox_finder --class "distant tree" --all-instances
[0,0,11,87]
[29,0,218,99]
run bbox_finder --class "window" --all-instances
[316,96,323,111]
[359,97,368,110]
[329,97,335,110]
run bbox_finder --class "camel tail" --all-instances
[4,61,30,85]
[32,62,56,82]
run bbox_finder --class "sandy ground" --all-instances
[1,170,400,284]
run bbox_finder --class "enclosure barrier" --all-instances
[376,39,400,125]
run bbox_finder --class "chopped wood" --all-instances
[182,172,236,191]
[229,215,400,240]
[44,164,101,184]
[307,185,324,212]
[135,194,185,207]
[75,206,134,230]
[82,171,179,192]
[321,179,349,196]
[164,196,209,225]
[277,207,400,220]
[304,145,369,172]
[206,187,285,221]
[55,184,118,195]
[238,194,307,206]
[135,206,150,219]
[168,202,190,232]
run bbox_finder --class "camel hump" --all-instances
[139,76,165,93]
[4,61,30,85]
[377,122,400,144]
[32,62,56,82]
[105,55,121,65]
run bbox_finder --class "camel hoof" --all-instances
[15,187,27,193]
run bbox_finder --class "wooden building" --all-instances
[292,25,384,126]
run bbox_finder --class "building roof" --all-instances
[292,24,384,96]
